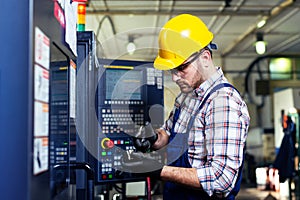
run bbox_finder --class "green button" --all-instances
[108,174,113,179]
[101,151,106,156]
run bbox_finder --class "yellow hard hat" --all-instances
[154,14,215,70]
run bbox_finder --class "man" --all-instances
[124,14,250,199]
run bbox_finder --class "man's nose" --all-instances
[172,73,181,82]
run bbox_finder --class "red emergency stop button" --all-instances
[101,138,114,149]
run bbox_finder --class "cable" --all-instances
[244,54,300,106]
[146,177,151,200]
[96,15,116,37]
[113,184,123,194]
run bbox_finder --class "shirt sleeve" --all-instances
[196,90,250,197]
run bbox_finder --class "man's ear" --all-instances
[200,50,211,66]
[201,49,212,60]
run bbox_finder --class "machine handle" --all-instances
[54,162,95,200]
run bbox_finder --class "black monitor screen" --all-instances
[105,68,142,100]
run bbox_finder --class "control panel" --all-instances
[94,60,164,183]
[49,60,77,196]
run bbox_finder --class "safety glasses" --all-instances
[170,49,205,75]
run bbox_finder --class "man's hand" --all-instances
[133,122,158,153]
[119,151,164,178]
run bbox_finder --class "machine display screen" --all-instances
[105,69,142,100]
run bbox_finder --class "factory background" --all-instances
[1,0,300,199]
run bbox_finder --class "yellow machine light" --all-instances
[78,13,86,25]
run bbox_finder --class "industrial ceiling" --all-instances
[84,0,300,62]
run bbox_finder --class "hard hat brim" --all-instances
[154,55,185,70]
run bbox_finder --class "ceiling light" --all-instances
[255,32,267,55]
[126,42,136,55]
[257,19,266,29]
[126,36,136,55]
[255,41,266,55]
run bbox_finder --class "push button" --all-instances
[101,138,114,149]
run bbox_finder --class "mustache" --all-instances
[175,79,194,92]
[176,80,189,87]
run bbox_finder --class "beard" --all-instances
[176,79,193,93]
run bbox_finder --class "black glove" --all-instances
[133,122,158,153]
[118,151,163,178]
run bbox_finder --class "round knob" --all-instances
[101,138,114,149]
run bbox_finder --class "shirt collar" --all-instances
[194,67,224,98]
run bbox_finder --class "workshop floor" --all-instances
[142,183,293,200]
[236,184,287,200]
[151,186,283,200]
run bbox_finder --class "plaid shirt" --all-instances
[163,67,250,197]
